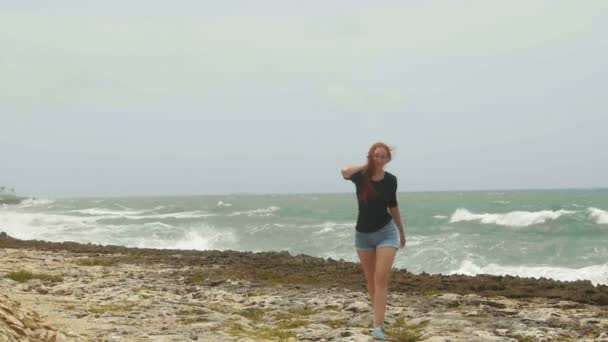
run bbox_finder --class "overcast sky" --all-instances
[1,1,607,198]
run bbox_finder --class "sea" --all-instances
[1,189,607,285]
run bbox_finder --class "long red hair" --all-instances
[359,142,394,204]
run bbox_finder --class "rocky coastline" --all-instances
[1,232,607,341]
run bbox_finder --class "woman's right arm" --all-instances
[341,163,366,180]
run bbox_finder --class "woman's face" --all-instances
[371,147,389,168]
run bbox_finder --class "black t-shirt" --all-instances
[345,169,398,233]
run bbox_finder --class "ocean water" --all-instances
[1,189,608,285]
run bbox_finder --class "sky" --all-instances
[1,1,607,197]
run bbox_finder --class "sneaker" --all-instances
[372,321,386,331]
[372,326,387,340]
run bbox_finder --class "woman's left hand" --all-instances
[399,230,406,249]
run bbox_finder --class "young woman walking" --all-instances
[341,142,406,340]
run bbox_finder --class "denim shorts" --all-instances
[355,219,399,251]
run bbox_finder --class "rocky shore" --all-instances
[1,232,607,341]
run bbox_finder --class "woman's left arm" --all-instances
[388,176,405,235]
[390,206,407,249]
[389,206,406,235]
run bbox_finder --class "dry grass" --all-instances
[4,270,63,283]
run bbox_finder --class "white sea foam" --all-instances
[128,225,236,251]
[228,206,280,217]
[311,221,353,235]
[433,215,448,219]
[448,259,608,285]
[138,211,215,219]
[113,203,136,210]
[449,208,576,227]
[588,207,608,224]
[118,221,175,230]
[0,206,231,251]
[0,210,103,241]
[15,198,55,208]
[69,208,147,216]
[67,208,214,220]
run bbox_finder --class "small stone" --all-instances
[105,335,122,342]
[27,279,43,288]
[580,318,600,325]
[495,329,508,336]
[9,324,27,336]
[345,301,370,313]
[208,279,227,287]
[22,317,37,330]
[0,278,18,287]
[36,287,49,295]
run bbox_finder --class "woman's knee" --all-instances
[374,272,389,287]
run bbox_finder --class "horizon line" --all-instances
[37,185,608,200]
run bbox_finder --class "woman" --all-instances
[341,142,406,340]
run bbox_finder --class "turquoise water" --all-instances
[2,189,607,284]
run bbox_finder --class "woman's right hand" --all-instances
[341,163,367,179]
[399,231,406,249]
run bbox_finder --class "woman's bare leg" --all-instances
[373,246,397,327]
[356,249,376,309]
